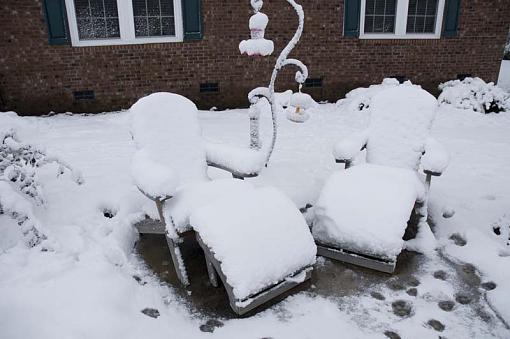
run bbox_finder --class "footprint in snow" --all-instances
[438,300,455,312]
[427,319,446,332]
[449,233,467,246]
[199,319,224,333]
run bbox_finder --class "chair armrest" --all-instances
[205,142,264,179]
[131,150,178,201]
[421,138,449,176]
[333,130,369,164]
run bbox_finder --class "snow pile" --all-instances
[130,92,208,199]
[163,178,253,235]
[191,186,316,300]
[367,84,438,170]
[206,142,266,175]
[336,78,400,112]
[439,77,510,113]
[421,137,450,174]
[313,164,425,261]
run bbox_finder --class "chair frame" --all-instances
[312,142,442,274]
[134,159,314,314]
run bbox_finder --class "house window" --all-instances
[65,0,183,46]
[360,0,445,39]
[74,0,120,40]
[364,0,396,34]
[406,0,439,33]
[132,0,176,37]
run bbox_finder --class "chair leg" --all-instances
[165,235,189,286]
[205,257,219,288]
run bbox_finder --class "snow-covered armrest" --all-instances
[332,130,369,164]
[205,142,265,179]
[131,150,177,201]
[421,138,449,176]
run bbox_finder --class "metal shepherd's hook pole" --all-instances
[246,0,309,166]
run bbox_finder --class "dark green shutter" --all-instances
[344,0,361,37]
[42,0,69,45]
[182,0,203,40]
[442,0,461,38]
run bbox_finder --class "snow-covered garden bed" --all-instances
[1,88,510,338]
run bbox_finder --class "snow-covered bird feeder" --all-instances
[287,91,314,123]
[239,12,274,57]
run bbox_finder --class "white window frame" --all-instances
[65,0,184,47]
[360,0,445,39]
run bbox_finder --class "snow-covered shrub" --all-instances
[438,77,510,114]
[0,128,83,247]
[336,78,400,112]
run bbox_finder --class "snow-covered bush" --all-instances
[438,77,510,114]
[336,78,400,112]
[0,128,83,247]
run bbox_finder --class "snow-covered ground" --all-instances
[1,96,510,338]
[498,60,510,91]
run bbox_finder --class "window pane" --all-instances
[148,17,162,36]
[74,0,120,40]
[132,0,176,37]
[162,17,175,35]
[147,0,160,16]
[406,0,438,33]
[364,0,396,34]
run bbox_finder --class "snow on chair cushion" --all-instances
[313,164,426,262]
[367,84,438,171]
[130,93,208,195]
[163,178,255,235]
[190,187,317,301]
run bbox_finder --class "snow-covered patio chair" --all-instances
[130,92,316,315]
[312,84,449,273]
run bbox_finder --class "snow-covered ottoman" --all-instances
[313,164,425,271]
[191,187,317,315]
[312,83,449,273]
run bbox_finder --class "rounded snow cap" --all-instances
[290,92,315,110]
[249,12,269,30]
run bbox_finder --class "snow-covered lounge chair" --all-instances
[130,92,316,315]
[312,84,449,273]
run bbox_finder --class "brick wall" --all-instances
[0,0,508,115]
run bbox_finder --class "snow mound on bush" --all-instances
[438,77,510,113]
[336,78,400,112]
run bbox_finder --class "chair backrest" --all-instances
[366,84,438,171]
[130,92,208,187]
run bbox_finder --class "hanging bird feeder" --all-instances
[287,90,314,123]
[239,5,274,57]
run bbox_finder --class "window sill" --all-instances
[71,36,183,47]
[359,33,441,40]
